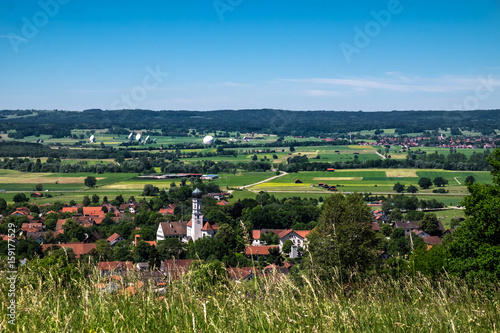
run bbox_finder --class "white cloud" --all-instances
[280,74,500,94]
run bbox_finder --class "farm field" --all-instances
[246,169,491,206]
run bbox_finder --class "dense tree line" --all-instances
[2,109,500,137]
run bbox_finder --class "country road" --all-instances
[238,171,288,189]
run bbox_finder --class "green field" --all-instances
[246,169,491,205]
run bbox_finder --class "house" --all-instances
[107,233,125,246]
[83,206,105,217]
[371,222,381,232]
[264,261,293,274]
[226,267,254,281]
[62,207,78,213]
[216,200,229,206]
[1,235,18,244]
[414,230,431,238]
[156,222,187,241]
[251,229,286,246]
[393,221,421,236]
[327,168,335,172]
[278,230,311,252]
[159,204,176,215]
[26,231,45,244]
[422,236,442,246]
[55,219,67,231]
[85,230,102,243]
[294,179,303,184]
[245,246,279,259]
[41,242,96,258]
[136,262,149,271]
[119,203,137,214]
[162,259,199,281]
[251,230,261,246]
[98,261,135,276]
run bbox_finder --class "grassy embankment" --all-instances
[0,265,499,332]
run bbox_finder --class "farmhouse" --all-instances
[278,230,311,252]
[156,222,187,241]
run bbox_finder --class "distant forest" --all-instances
[1,109,500,137]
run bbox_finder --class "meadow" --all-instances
[1,264,499,332]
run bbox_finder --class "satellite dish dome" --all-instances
[192,187,202,199]
[203,135,214,145]
[135,133,141,141]
[89,135,95,143]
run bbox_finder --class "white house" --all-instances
[278,230,311,252]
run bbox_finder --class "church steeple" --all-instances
[191,188,203,240]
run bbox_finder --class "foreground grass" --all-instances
[1,264,499,332]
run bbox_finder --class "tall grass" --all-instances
[1,263,499,332]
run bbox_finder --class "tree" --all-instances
[148,246,161,270]
[282,239,293,254]
[289,146,295,152]
[447,149,500,281]
[260,231,279,245]
[142,184,160,196]
[134,241,152,262]
[305,193,381,282]
[0,198,6,214]
[92,194,100,204]
[35,183,43,191]
[84,176,97,188]
[157,238,186,260]
[406,185,418,193]
[82,195,91,206]
[465,175,476,185]
[267,247,283,266]
[419,213,442,237]
[405,210,424,221]
[393,182,405,193]
[433,177,448,187]
[190,261,227,291]
[13,193,29,203]
[95,239,114,261]
[418,177,433,189]
[389,208,403,221]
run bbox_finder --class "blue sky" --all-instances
[1,0,499,111]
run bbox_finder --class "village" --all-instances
[0,180,456,295]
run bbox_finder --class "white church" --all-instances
[157,188,219,242]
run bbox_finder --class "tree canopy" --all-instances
[305,193,381,282]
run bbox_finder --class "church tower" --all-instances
[191,187,203,241]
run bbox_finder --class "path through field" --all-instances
[454,177,461,184]
[239,171,288,189]
[375,151,386,159]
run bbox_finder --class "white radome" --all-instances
[203,135,214,145]
[135,133,141,141]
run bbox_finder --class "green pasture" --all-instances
[247,169,491,199]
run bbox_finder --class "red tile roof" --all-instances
[422,236,442,245]
[62,207,78,213]
[252,230,261,240]
[83,207,105,217]
[216,200,229,206]
[278,230,311,239]
[107,233,123,243]
[41,242,96,258]
[245,246,279,256]
[226,267,252,280]
[98,261,135,271]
